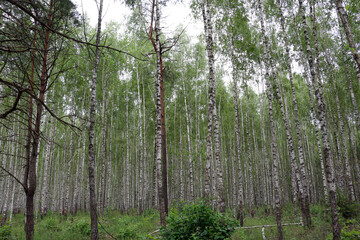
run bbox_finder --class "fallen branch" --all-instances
[149,229,160,235]
[239,219,303,240]
[240,221,302,229]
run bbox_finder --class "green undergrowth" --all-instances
[3,209,160,240]
[1,201,359,240]
[162,200,238,239]
[231,202,360,240]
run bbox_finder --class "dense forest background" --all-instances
[0,0,360,239]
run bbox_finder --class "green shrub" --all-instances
[326,228,360,240]
[0,225,11,240]
[116,225,138,239]
[231,228,247,240]
[341,229,360,240]
[69,219,91,236]
[162,200,238,240]
[39,217,61,232]
[337,195,360,219]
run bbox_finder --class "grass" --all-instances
[3,209,160,240]
[1,202,359,239]
[231,203,360,240]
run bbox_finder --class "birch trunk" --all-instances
[277,5,312,226]
[333,0,360,87]
[179,118,184,200]
[258,0,283,238]
[64,130,74,216]
[230,49,244,225]
[298,0,340,238]
[41,117,54,217]
[136,61,144,213]
[330,65,355,201]
[302,57,329,202]
[2,135,14,224]
[150,0,168,225]
[125,82,130,212]
[73,92,87,213]
[202,0,225,213]
[245,85,254,209]
[337,24,360,130]
[181,71,194,200]
[99,60,108,214]
[87,0,103,237]
[107,110,113,208]
[9,150,18,222]
[9,119,20,221]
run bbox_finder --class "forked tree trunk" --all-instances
[149,0,168,225]
[23,18,36,240]
[24,1,53,238]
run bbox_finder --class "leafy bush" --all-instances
[326,228,360,240]
[327,218,360,240]
[69,219,91,236]
[114,214,159,239]
[116,225,138,239]
[0,225,11,240]
[337,196,360,219]
[39,217,61,232]
[340,229,360,240]
[162,200,238,240]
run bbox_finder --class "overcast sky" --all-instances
[72,0,203,37]
[71,0,238,87]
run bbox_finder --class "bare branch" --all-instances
[6,0,146,61]
[0,77,81,130]
[0,165,27,192]
[0,89,25,119]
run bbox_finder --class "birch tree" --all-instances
[87,0,104,238]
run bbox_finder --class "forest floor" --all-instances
[1,203,359,239]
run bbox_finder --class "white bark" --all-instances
[181,70,194,200]
[136,61,144,213]
[202,0,225,213]
[298,0,340,238]
[87,0,103,237]
[258,0,283,238]
[41,118,54,216]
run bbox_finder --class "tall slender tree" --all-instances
[87,0,104,238]
[298,0,340,238]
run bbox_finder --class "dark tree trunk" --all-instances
[87,0,104,238]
